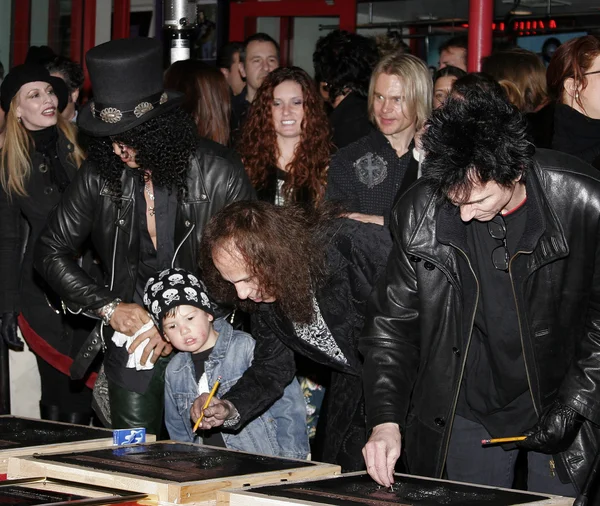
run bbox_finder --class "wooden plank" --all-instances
[217,471,574,506]
[8,441,340,505]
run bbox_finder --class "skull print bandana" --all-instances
[143,267,216,331]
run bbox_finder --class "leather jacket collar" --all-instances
[404,163,569,276]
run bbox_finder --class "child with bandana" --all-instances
[144,267,309,459]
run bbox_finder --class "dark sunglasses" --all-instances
[488,214,510,272]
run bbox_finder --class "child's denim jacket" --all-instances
[164,318,309,460]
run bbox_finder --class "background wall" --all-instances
[0,2,12,74]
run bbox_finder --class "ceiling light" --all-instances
[511,8,533,15]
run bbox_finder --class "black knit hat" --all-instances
[0,63,68,113]
[25,45,58,66]
[143,268,216,332]
[77,37,182,137]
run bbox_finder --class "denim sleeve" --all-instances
[271,377,310,460]
[222,313,296,426]
[164,372,196,443]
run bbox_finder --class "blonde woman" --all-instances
[0,64,93,423]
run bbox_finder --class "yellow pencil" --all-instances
[193,376,221,432]
[481,436,527,445]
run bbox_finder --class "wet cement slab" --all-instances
[248,473,552,505]
[34,442,314,483]
[0,417,110,450]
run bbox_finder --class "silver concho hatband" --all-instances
[93,92,168,124]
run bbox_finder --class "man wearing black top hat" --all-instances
[35,37,255,435]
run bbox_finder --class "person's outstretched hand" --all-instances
[363,423,402,487]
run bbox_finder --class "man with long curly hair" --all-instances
[193,201,392,471]
[360,73,600,497]
[35,38,254,435]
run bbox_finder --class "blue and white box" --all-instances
[112,427,146,446]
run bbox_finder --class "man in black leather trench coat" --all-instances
[360,74,600,497]
[35,38,255,435]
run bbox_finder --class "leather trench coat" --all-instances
[34,138,255,378]
[360,149,600,491]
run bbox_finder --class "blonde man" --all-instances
[325,53,432,226]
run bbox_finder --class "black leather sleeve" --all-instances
[558,217,600,426]
[0,188,23,314]
[34,162,114,311]
[221,310,296,427]
[359,204,422,432]
[223,150,256,204]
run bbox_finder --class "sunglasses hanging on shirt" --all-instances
[488,214,510,272]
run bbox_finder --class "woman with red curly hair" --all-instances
[237,67,331,205]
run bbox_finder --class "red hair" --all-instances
[237,67,331,203]
[164,59,231,145]
[547,35,600,110]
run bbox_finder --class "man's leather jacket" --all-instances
[36,138,254,312]
[34,138,255,387]
[360,149,600,491]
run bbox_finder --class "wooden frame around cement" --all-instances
[7,441,341,505]
[216,471,574,506]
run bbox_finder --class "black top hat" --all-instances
[78,37,182,137]
[0,63,68,114]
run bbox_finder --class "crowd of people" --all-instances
[1,28,600,500]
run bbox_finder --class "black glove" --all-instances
[517,400,584,454]
[0,312,24,351]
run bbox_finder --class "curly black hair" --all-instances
[46,55,84,93]
[312,29,379,102]
[421,73,535,202]
[86,107,197,200]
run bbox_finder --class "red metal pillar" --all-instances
[467,0,493,72]
[408,26,418,56]
[82,0,96,97]
[279,17,293,66]
[70,0,83,63]
[83,0,96,56]
[12,0,31,66]
[338,0,357,33]
[229,6,245,41]
[47,0,60,52]
[113,0,131,40]
[244,17,257,39]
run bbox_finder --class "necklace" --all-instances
[144,181,155,216]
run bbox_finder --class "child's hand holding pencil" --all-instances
[192,376,221,431]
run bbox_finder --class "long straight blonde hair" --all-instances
[0,94,85,198]
[368,53,433,132]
